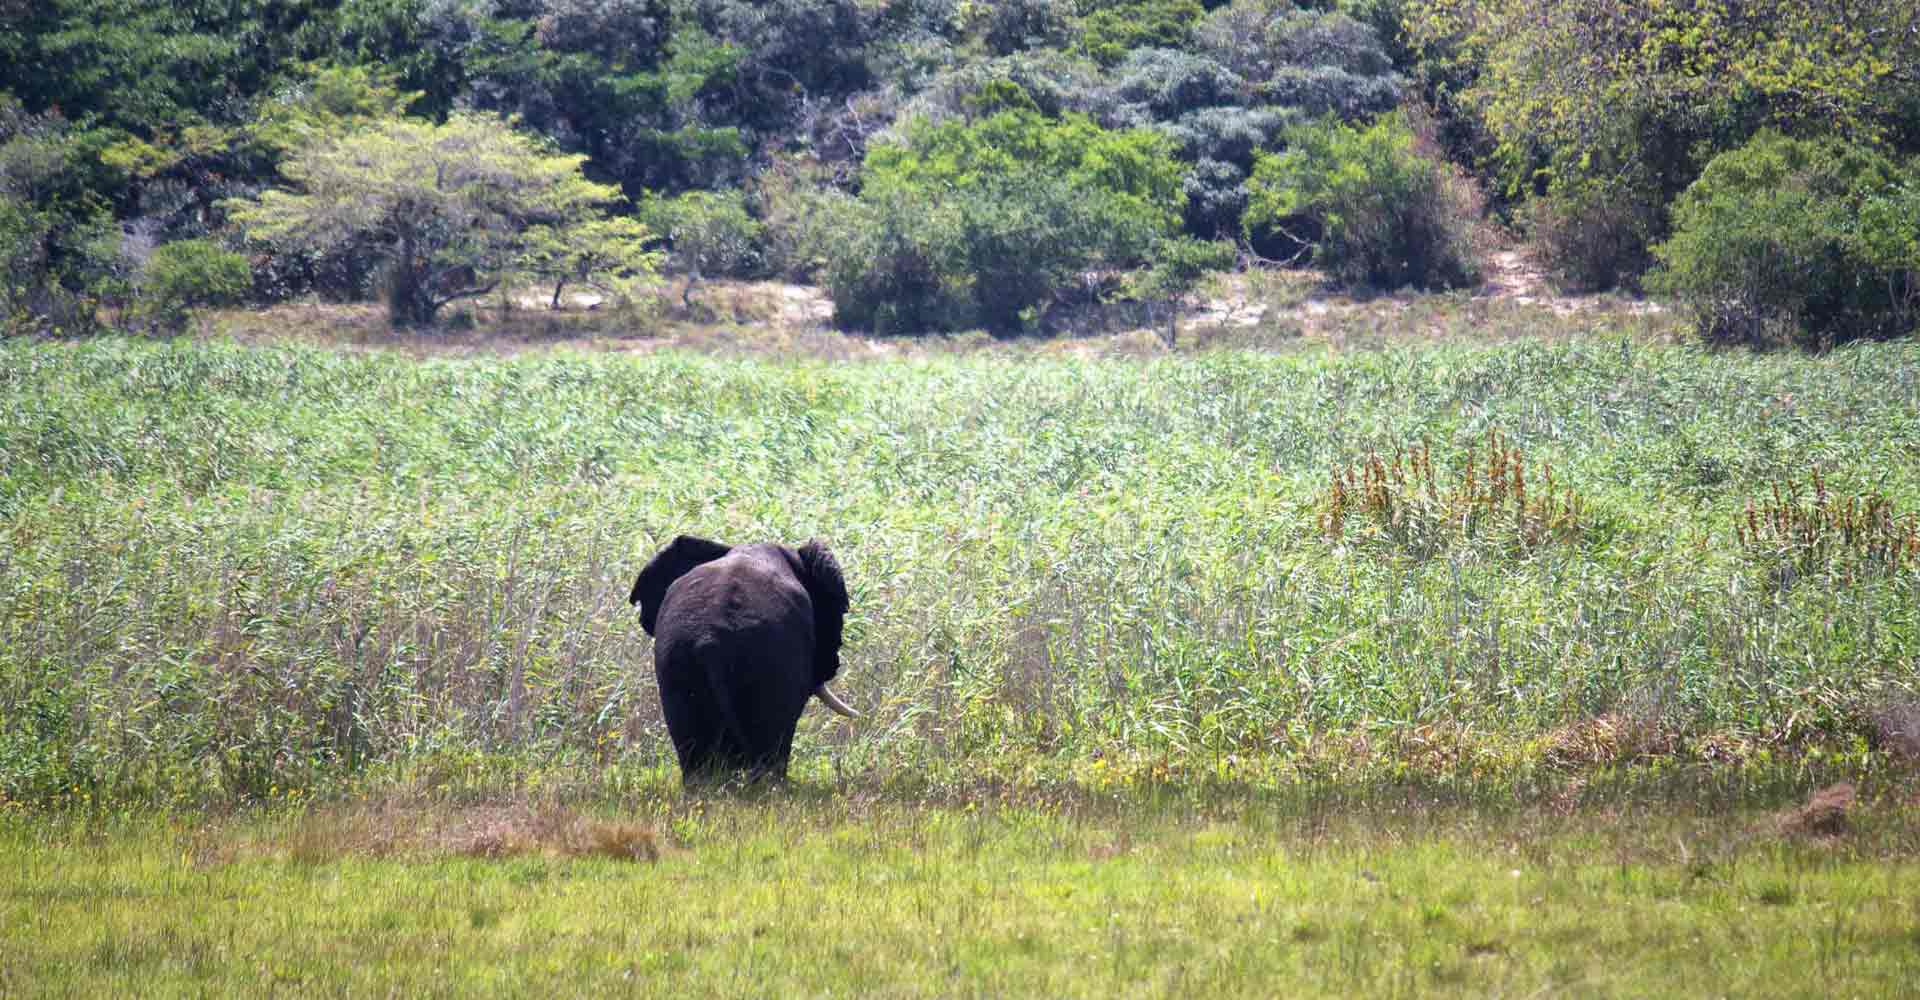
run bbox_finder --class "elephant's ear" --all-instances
[630,535,732,636]
[797,540,849,685]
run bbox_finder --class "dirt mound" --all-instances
[1777,783,1856,838]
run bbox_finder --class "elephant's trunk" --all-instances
[815,683,859,719]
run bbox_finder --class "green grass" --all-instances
[3,333,1919,804]
[4,327,1919,994]
[4,794,1918,997]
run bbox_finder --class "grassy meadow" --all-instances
[5,796,1920,997]
[3,321,1920,993]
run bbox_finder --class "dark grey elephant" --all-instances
[629,535,857,785]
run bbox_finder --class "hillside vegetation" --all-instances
[5,1,1918,343]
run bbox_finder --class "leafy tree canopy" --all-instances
[866,109,1187,233]
[226,111,623,326]
[1410,0,1920,201]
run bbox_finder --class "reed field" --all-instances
[3,329,1919,994]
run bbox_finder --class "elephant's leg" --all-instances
[726,660,810,782]
[658,665,725,783]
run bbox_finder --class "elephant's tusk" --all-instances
[815,683,860,719]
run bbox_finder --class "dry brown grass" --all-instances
[1541,712,1682,769]
[1777,782,1856,838]
[188,267,1678,363]
[208,801,671,865]
[1858,695,1920,761]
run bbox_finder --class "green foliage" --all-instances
[1409,0,1920,288]
[1648,132,1920,348]
[1521,181,1662,294]
[517,217,663,309]
[1130,235,1238,300]
[2,0,252,135]
[829,175,1175,333]
[1075,0,1206,68]
[0,99,119,336]
[1245,112,1480,289]
[7,805,1920,996]
[637,189,764,282]
[1194,3,1402,114]
[752,156,862,282]
[3,336,1918,805]
[973,0,1074,55]
[245,62,423,160]
[226,112,624,328]
[866,110,1186,231]
[832,110,1185,331]
[1107,48,1243,122]
[131,239,253,334]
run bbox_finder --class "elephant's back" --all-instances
[655,548,812,649]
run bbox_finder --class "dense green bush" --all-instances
[976,0,1074,55]
[0,100,120,337]
[1649,133,1920,348]
[1075,0,1206,68]
[752,157,861,282]
[1107,48,1243,123]
[1244,111,1480,290]
[132,238,252,333]
[637,189,764,281]
[829,110,1184,333]
[1523,179,1661,294]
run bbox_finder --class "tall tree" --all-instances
[227,111,625,326]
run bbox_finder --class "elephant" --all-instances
[629,535,857,785]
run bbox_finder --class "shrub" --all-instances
[133,238,253,333]
[752,157,861,283]
[900,52,1107,125]
[1265,9,1396,76]
[830,110,1184,333]
[1108,48,1244,120]
[1523,180,1661,293]
[1075,0,1206,68]
[976,0,1073,55]
[822,187,972,335]
[1244,111,1481,290]
[1194,4,1402,119]
[636,189,765,307]
[143,239,252,308]
[1648,132,1920,348]
[1,101,118,337]
[1181,158,1251,238]
[1131,235,1238,300]
[1258,64,1402,120]
[829,171,1168,334]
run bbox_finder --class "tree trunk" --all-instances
[387,229,438,328]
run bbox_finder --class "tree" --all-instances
[1648,132,1920,347]
[1,96,120,336]
[517,217,662,309]
[1245,112,1481,290]
[227,112,623,327]
[636,190,764,308]
[1408,0,1920,287]
[830,109,1185,333]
